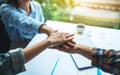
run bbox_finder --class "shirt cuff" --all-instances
[91,47,104,68]
[38,24,46,33]
[29,18,45,31]
[9,48,26,74]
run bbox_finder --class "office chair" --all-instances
[0,0,11,53]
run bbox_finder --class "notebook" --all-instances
[70,35,94,70]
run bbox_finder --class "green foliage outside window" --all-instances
[35,0,74,22]
[35,0,120,29]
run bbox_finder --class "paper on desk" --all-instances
[85,26,120,50]
[74,34,94,47]
[87,30,120,50]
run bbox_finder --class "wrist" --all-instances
[39,25,55,36]
[46,39,53,46]
[46,28,55,36]
[74,44,81,53]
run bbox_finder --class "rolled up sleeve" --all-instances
[9,48,26,74]
[0,48,26,75]
[92,48,120,75]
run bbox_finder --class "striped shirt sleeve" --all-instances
[92,48,120,75]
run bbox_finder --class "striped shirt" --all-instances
[92,48,120,75]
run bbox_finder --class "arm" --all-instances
[60,44,120,75]
[0,32,74,74]
[23,32,74,62]
[92,48,120,75]
[23,39,51,62]
[39,24,55,36]
[73,44,93,60]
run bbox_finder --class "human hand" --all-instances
[58,40,76,50]
[43,25,75,49]
[49,30,76,50]
[55,44,79,54]
[47,31,74,47]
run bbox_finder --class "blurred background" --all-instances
[35,0,120,29]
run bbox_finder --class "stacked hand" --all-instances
[47,31,75,49]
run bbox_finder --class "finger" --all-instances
[66,37,74,42]
[56,46,65,50]
[65,42,75,47]
[69,40,76,44]
[65,33,74,38]
[61,44,70,50]
[55,43,70,50]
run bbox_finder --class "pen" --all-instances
[97,68,102,75]
[50,57,60,75]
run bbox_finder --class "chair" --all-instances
[0,1,11,53]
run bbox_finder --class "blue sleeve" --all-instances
[33,1,45,23]
[0,48,26,75]
[0,4,43,32]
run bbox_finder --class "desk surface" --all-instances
[18,20,120,75]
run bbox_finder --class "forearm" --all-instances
[23,31,74,63]
[39,25,55,36]
[74,44,120,75]
[75,44,93,60]
[23,39,51,63]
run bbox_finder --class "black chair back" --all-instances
[0,1,11,53]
